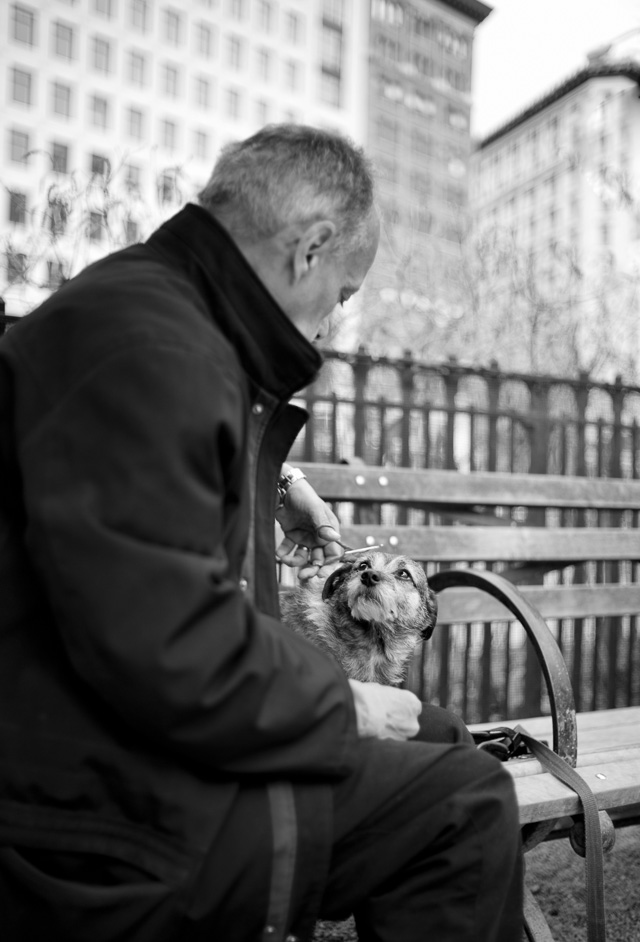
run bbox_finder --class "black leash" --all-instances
[513,727,607,942]
[472,726,607,942]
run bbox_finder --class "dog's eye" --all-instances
[396,568,414,583]
[356,560,369,571]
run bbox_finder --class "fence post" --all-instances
[353,345,369,462]
[400,350,415,469]
[486,360,500,472]
[521,379,550,715]
[528,379,550,475]
[443,357,459,471]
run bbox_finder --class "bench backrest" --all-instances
[295,462,640,626]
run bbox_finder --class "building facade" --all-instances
[353,0,490,354]
[1,0,370,312]
[470,37,640,287]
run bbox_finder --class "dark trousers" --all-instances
[320,706,522,941]
[0,706,522,942]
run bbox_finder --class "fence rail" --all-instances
[289,348,640,479]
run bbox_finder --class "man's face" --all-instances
[283,210,380,343]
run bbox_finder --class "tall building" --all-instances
[358,0,490,350]
[0,0,369,312]
[470,32,640,286]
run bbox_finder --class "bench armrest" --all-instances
[429,569,578,767]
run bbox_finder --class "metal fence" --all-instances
[290,349,640,722]
[289,348,640,479]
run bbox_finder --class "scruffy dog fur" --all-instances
[280,551,437,686]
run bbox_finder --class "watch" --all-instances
[276,467,307,508]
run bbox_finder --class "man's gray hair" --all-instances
[197,124,376,251]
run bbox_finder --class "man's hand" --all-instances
[275,475,343,580]
[348,679,422,741]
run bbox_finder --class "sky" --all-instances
[470,0,640,138]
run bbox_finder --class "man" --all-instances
[0,124,521,941]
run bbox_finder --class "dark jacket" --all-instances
[0,205,357,936]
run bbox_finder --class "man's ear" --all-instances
[293,220,336,282]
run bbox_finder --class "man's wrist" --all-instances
[276,467,307,508]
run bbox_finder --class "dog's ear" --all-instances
[421,587,438,640]
[322,562,354,601]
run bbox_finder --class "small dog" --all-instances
[280,551,437,686]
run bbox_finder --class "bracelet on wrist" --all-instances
[276,467,307,508]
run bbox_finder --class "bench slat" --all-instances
[436,584,640,623]
[512,756,640,823]
[471,707,640,749]
[338,525,640,563]
[299,463,640,510]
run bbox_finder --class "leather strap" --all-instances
[515,727,607,942]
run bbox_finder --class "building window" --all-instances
[164,8,183,45]
[228,0,245,21]
[319,72,341,108]
[7,252,28,284]
[52,20,74,58]
[12,3,37,45]
[372,0,403,26]
[131,0,149,31]
[284,60,302,93]
[226,35,244,70]
[195,76,211,108]
[90,153,110,177]
[47,259,67,288]
[124,217,140,244]
[127,107,144,139]
[9,129,30,163]
[256,48,272,82]
[162,63,180,97]
[225,88,241,119]
[447,106,468,130]
[194,130,208,160]
[124,163,141,192]
[48,195,69,237]
[88,210,106,242]
[92,36,112,72]
[51,141,69,173]
[285,11,302,44]
[128,50,147,85]
[94,0,113,16]
[258,1,273,33]
[321,25,342,73]
[51,82,72,117]
[9,191,28,225]
[10,68,33,106]
[196,22,213,57]
[161,118,177,150]
[157,169,180,204]
[89,94,109,128]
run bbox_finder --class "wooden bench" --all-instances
[289,461,640,942]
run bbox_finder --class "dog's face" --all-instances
[321,551,437,642]
[280,550,437,685]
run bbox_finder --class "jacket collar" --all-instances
[146,204,323,401]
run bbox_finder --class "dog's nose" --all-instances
[360,569,380,587]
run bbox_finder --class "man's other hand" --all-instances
[348,680,422,741]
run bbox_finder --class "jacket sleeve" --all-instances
[20,340,358,779]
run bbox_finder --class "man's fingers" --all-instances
[276,538,309,568]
